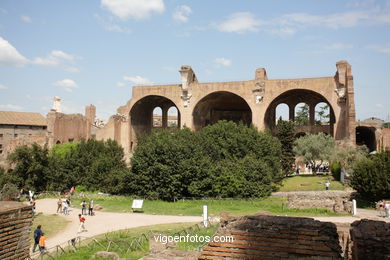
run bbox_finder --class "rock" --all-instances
[92,251,119,259]
[94,204,103,211]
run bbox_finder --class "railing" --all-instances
[28,222,217,259]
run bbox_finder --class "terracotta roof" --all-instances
[0,111,47,126]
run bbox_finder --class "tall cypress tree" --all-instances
[276,118,296,176]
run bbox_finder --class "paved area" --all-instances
[33,199,202,250]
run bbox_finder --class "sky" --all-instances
[0,0,390,121]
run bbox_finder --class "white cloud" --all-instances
[64,66,80,73]
[0,84,9,90]
[0,104,23,111]
[53,79,79,92]
[376,103,384,108]
[325,43,354,50]
[214,58,232,67]
[217,12,262,33]
[173,5,192,23]
[0,37,29,66]
[20,15,32,23]
[123,76,153,85]
[101,0,164,20]
[367,44,390,53]
[94,14,132,33]
[32,50,78,66]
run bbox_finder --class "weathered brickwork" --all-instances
[199,215,343,259]
[0,201,33,260]
[350,219,390,260]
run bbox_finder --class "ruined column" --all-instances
[162,107,168,128]
[309,104,315,126]
[289,104,295,121]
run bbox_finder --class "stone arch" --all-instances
[356,126,376,152]
[56,140,61,144]
[264,89,336,136]
[192,91,252,130]
[130,95,181,137]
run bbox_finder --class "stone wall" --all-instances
[382,128,390,151]
[199,215,343,259]
[285,191,354,213]
[350,219,390,260]
[0,201,33,260]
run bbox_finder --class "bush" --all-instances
[350,151,390,200]
[0,183,19,201]
[331,162,341,181]
[129,121,283,201]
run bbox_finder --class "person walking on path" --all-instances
[81,200,87,215]
[88,199,94,216]
[56,198,62,213]
[39,232,46,254]
[385,201,390,218]
[62,200,69,215]
[325,181,330,191]
[77,214,87,233]
[33,225,43,252]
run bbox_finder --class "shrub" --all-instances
[129,121,282,201]
[350,151,390,200]
[330,162,341,181]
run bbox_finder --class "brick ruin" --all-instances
[198,215,390,260]
[0,201,33,260]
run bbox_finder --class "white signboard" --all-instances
[132,200,144,211]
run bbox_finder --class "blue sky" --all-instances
[0,0,390,121]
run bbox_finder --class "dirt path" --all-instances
[32,199,203,251]
[31,198,390,257]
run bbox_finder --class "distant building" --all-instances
[0,111,47,167]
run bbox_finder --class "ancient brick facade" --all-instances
[199,215,343,259]
[0,201,33,260]
[96,61,357,159]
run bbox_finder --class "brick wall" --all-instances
[199,215,343,259]
[0,201,33,260]
[350,219,390,260]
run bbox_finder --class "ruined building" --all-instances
[1,61,389,166]
[97,60,374,159]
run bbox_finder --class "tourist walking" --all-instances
[77,214,87,233]
[39,232,46,254]
[56,198,62,213]
[81,200,87,215]
[385,201,390,218]
[88,199,94,216]
[62,200,69,215]
[33,225,43,252]
[325,181,330,191]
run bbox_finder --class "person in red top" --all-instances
[77,214,87,233]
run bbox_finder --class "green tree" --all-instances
[331,141,368,180]
[293,133,335,173]
[295,104,309,126]
[315,104,330,125]
[129,121,283,201]
[276,118,295,176]
[7,144,50,191]
[350,151,390,200]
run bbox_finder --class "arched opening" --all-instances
[275,103,289,123]
[130,95,181,137]
[356,126,376,152]
[294,103,310,126]
[152,107,163,128]
[193,91,252,130]
[264,89,335,136]
[167,106,179,128]
[56,140,61,144]
[315,102,330,125]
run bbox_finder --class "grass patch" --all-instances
[52,222,217,260]
[278,175,346,192]
[31,213,70,243]
[68,195,343,217]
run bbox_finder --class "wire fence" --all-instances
[28,222,217,260]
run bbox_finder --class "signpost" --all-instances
[203,205,208,227]
[131,199,144,212]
